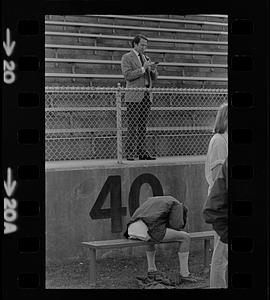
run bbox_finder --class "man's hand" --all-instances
[150,63,158,71]
[143,61,154,70]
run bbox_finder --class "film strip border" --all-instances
[2,2,269,298]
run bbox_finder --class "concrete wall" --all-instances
[46,159,212,266]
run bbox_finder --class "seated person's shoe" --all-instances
[138,153,156,160]
[179,273,198,284]
[147,271,172,286]
[147,270,159,277]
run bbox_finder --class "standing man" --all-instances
[121,34,158,160]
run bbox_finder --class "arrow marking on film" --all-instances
[4,168,17,197]
[3,28,16,57]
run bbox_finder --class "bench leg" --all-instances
[88,249,97,287]
[204,239,211,269]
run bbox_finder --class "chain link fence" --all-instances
[45,86,227,161]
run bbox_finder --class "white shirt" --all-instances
[205,132,228,195]
[132,49,145,73]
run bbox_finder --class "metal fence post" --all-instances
[116,83,122,164]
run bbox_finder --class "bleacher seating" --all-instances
[45,14,227,88]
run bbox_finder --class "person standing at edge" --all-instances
[121,34,158,161]
[203,103,228,287]
[202,159,228,288]
[205,103,228,197]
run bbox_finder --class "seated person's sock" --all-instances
[178,251,190,277]
[146,250,157,272]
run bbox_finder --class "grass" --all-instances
[46,250,210,289]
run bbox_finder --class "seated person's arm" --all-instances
[168,203,187,230]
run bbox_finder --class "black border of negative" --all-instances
[2,0,269,299]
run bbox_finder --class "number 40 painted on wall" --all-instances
[89,173,164,233]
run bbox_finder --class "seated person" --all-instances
[124,195,198,283]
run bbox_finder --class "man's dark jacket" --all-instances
[124,196,188,242]
[203,159,228,243]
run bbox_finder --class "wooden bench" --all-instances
[82,230,215,286]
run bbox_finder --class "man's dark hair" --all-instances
[131,34,148,48]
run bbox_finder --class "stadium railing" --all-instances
[45,85,228,162]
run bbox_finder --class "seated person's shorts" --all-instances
[128,220,150,241]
